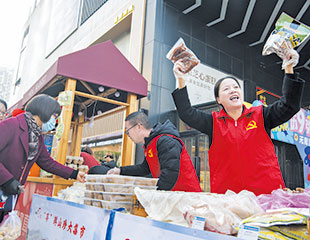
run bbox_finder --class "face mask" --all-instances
[42,116,56,132]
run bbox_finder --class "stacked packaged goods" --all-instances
[65,156,89,173]
[83,175,158,212]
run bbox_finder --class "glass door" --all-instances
[181,134,210,192]
[198,134,210,192]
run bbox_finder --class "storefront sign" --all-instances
[27,194,110,239]
[271,109,310,188]
[179,63,243,105]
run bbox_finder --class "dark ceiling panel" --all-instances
[165,0,310,77]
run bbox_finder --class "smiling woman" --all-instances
[172,49,305,195]
[214,76,242,120]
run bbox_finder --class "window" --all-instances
[80,0,109,24]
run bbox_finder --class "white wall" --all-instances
[11,0,145,106]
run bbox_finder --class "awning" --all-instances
[15,40,148,119]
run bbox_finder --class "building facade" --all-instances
[0,66,14,103]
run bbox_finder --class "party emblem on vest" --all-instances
[148,149,153,158]
[246,120,257,131]
[0,201,5,208]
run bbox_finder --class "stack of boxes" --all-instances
[83,175,158,212]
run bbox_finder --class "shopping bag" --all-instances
[0,211,22,239]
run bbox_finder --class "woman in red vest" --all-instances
[172,50,305,195]
[108,111,201,192]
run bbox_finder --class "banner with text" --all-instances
[271,109,310,188]
[27,194,110,239]
[28,195,242,240]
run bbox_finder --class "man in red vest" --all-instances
[108,111,201,192]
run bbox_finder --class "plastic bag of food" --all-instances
[0,211,21,240]
[166,38,200,73]
[257,188,310,211]
[262,12,310,69]
[237,211,306,228]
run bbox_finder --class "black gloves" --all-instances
[69,170,78,179]
[1,178,23,195]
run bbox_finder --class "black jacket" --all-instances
[120,120,183,190]
[172,73,304,147]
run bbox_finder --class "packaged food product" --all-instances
[166,38,200,73]
[83,198,92,206]
[131,194,148,217]
[94,184,104,191]
[262,12,310,69]
[269,225,308,240]
[85,174,97,182]
[78,165,89,173]
[73,157,79,165]
[109,175,136,184]
[85,183,104,191]
[84,191,94,198]
[66,156,73,164]
[85,183,95,191]
[238,211,306,228]
[91,199,102,208]
[77,157,84,165]
[135,185,158,191]
[134,177,159,186]
[103,183,134,193]
[85,174,136,184]
[101,192,134,202]
[94,192,104,200]
[101,200,132,211]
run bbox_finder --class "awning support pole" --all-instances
[121,93,137,166]
[53,78,76,196]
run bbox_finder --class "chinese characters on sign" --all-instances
[271,109,310,188]
[35,207,86,238]
[180,63,243,106]
[27,195,109,239]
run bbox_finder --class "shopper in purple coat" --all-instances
[0,94,85,202]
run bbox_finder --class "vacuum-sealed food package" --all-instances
[262,12,310,69]
[166,38,200,73]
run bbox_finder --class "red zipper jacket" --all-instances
[209,105,285,195]
[145,134,201,192]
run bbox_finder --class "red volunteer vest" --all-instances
[209,105,285,195]
[144,134,201,192]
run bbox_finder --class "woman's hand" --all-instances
[76,171,86,183]
[2,179,23,195]
[173,61,187,89]
[283,48,299,74]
